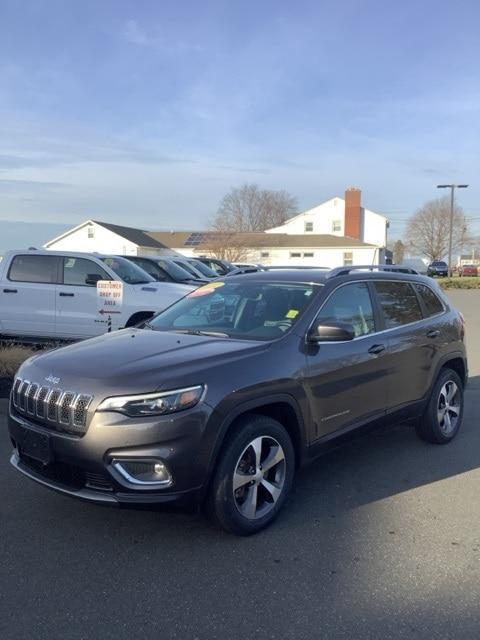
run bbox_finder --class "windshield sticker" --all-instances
[286,309,299,319]
[187,282,225,298]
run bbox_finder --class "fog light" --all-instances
[112,459,172,486]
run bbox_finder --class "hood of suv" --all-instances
[18,329,270,397]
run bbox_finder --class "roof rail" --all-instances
[327,265,419,278]
[264,265,330,270]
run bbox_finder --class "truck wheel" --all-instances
[207,414,295,535]
[416,368,464,444]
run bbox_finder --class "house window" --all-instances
[303,252,314,258]
[332,220,342,233]
[290,252,302,258]
[87,225,95,239]
[260,252,270,258]
[343,251,353,266]
[304,221,313,233]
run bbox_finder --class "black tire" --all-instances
[207,414,295,535]
[416,368,464,444]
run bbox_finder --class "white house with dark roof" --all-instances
[43,188,389,268]
[44,220,178,256]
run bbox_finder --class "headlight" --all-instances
[97,385,204,417]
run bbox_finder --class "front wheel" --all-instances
[207,415,295,535]
[416,368,464,444]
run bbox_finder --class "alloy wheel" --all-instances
[232,436,286,520]
[437,380,461,435]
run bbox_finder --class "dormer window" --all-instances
[304,221,313,232]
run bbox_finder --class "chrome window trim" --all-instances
[306,277,448,345]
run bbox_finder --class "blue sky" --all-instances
[1,0,479,248]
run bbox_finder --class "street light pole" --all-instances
[437,184,468,277]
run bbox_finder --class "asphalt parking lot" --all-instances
[1,290,479,640]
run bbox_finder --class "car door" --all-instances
[305,281,389,440]
[372,280,445,411]
[1,254,59,337]
[56,256,112,338]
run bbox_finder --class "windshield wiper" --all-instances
[174,329,230,338]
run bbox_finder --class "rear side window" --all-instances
[9,255,58,284]
[316,282,375,337]
[374,281,423,328]
[414,284,444,317]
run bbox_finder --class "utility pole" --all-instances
[437,184,468,276]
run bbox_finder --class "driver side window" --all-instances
[316,283,375,338]
[63,258,110,286]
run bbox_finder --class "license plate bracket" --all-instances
[19,428,52,465]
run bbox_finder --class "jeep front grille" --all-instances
[11,378,93,435]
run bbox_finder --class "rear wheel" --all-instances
[416,368,464,444]
[207,415,295,535]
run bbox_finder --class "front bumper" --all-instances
[8,402,213,506]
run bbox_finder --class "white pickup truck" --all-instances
[0,250,195,340]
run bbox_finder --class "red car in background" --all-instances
[459,264,478,277]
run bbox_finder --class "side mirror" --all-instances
[85,273,103,286]
[307,321,355,343]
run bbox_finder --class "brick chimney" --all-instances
[344,187,362,240]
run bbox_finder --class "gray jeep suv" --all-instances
[8,267,467,535]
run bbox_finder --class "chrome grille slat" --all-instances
[36,386,50,419]
[72,395,93,430]
[26,383,39,415]
[11,378,93,436]
[12,378,22,408]
[59,392,76,426]
[18,380,30,411]
[47,389,62,422]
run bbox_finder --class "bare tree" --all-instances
[203,233,251,263]
[212,183,297,233]
[406,197,470,262]
[391,239,406,264]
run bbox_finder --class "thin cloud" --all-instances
[124,20,152,46]
[123,19,203,52]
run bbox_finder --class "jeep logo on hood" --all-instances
[45,375,61,385]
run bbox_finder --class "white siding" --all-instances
[45,222,139,255]
[266,198,345,237]
[363,209,388,246]
[174,245,380,268]
[266,197,388,247]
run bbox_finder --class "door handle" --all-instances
[59,292,75,297]
[427,329,440,338]
[368,344,386,355]
[3,288,17,293]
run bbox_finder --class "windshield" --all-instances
[188,259,217,278]
[157,259,194,281]
[433,261,447,266]
[101,256,155,284]
[149,281,317,340]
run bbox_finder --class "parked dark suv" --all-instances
[427,261,449,277]
[8,267,467,534]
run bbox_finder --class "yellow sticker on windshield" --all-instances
[187,281,225,298]
[286,309,299,319]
